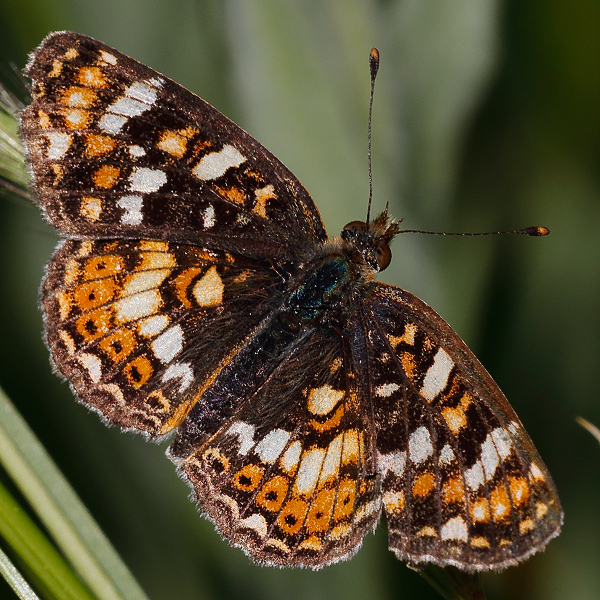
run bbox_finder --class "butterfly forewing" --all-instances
[359,284,562,569]
[21,31,562,572]
[21,31,326,260]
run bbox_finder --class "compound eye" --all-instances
[342,220,368,233]
[376,243,391,270]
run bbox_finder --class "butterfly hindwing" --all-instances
[42,238,281,436]
[170,328,382,568]
[358,283,562,570]
[21,31,326,259]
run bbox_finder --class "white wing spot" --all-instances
[439,444,456,466]
[114,289,161,322]
[46,132,71,159]
[408,426,433,464]
[320,434,343,483]
[295,448,326,496]
[226,421,256,455]
[117,195,143,225]
[162,362,193,392]
[254,429,291,464]
[480,434,500,479]
[128,145,146,157]
[375,382,400,398]
[78,352,102,383]
[307,384,344,415]
[421,347,454,401]
[491,427,512,459]
[151,324,183,364]
[377,450,407,476]
[202,205,216,229]
[465,460,485,491]
[192,144,246,181]
[99,50,117,65]
[99,113,127,134]
[240,513,268,537]
[138,315,169,337]
[128,167,167,193]
[281,440,302,473]
[440,515,468,541]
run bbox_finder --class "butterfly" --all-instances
[20,31,562,571]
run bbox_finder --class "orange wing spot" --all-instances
[62,108,91,129]
[308,405,345,433]
[61,86,98,108]
[139,240,170,252]
[442,477,465,504]
[192,266,224,307]
[519,519,535,534]
[470,497,491,523]
[536,502,548,519]
[256,476,289,512]
[388,323,417,347]
[508,476,530,507]
[73,278,118,311]
[51,164,64,184]
[77,66,108,88]
[442,405,467,435]
[157,128,197,158]
[417,526,437,537]
[232,464,264,492]
[63,258,80,285]
[412,472,436,497]
[305,488,335,533]
[329,523,351,540]
[48,59,62,78]
[144,389,171,413]
[138,251,176,270]
[81,196,102,221]
[172,267,203,309]
[98,328,137,364]
[470,536,490,549]
[85,134,116,157]
[341,429,360,465]
[383,490,405,514]
[443,376,461,400]
[490,484,511,521]
[216,186,245,205]
[423,337,434,351]
[76,307,112,342]
[277,498,309,535]
[77,241,93,257]
[333,479,356,521]
[38,110,52,129]
[123,355,154,389]
[499,539,512,547]
[298,535,323,551]
[93,165,120,189]
[56,291,72,319]
[64,47,78,60]
[330,357,342,373]
[83,254,125,280]
[253,184,277,218]
[400,352,417,380]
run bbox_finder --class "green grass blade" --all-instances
[0,478,96,600]
[0,387,151,600]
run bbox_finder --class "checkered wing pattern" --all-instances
[42,238,281,436]
[169,329,380,568]
[360,284,562,570]
[21,31,326,260]
[21,31,562,572]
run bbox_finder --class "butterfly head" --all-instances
[340,207,402,273]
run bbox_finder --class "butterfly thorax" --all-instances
[285,210,401,324]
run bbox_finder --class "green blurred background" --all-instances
[0,0,599,598]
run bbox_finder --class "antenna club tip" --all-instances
[369,48,380,78]
[527,226,550,236]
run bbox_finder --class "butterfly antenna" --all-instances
[398,226,550,237]
[366,48,380,225]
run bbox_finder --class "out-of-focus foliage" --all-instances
[0,1,598,599]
